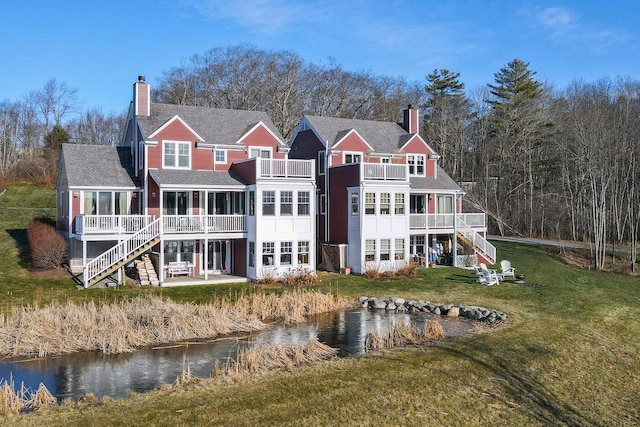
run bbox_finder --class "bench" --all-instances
[168,261,192,277]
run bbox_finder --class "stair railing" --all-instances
[456,215,496,264]
[83,217,161,287]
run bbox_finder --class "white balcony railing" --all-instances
[409,213,486,230]
[76,215,154,234]
[361,163,407,181]
[162,215,246,234]
[258,158,314,179]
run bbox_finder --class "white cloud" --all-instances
[182,0,309,34]
[536,7,575,32]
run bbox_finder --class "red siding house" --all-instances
[288,106,495,274]
[57,77,316,287]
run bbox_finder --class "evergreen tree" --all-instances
[423,69,470,181]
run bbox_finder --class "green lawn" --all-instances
[1,184,639,426]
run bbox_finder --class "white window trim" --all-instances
[248,146,273,159]
[408,154,426,177]
[214,149,227,164]
[343,151,363,164]
[163,140,191,169]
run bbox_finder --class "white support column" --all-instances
[159,238,164,285]
[204,238,209,280]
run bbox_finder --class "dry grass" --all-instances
[0,380,56,415]
[221,337,338,376]
[0,290,349,358]
[365,320,445,351]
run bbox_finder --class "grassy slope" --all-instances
[1,184,639,426]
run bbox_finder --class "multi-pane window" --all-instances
[395,238,405,260]
[408,154,425,176]
[249,147,271,158]
[281,241,293,265]
[320,195,326,214]
[344,153,361,164]
[380,239,391,261]
[380,193,390,215]
[83,191,128,215]
[263,191,275,215]
[365,239,376,261]
[365,193,375,215]
[262,242,275,266]
[281,191,293,215]
[215,149,226,163]
[298,241,310,265]
[298,191,310,215]
[394,193,405,215]
[351,193,359,215]
[163,241,194,265]
[249,242,255,267]
[164,141,190,168]
[410,235,425,256]
[381,157,391,164]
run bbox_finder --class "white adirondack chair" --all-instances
[500,260,516,279]
[477,264,500,286]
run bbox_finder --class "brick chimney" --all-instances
[402,104,419,134]
[133,75,150,116]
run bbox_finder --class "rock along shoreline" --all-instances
[358,296,508,325]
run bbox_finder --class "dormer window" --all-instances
[407,154,425,176]
[164,141,190,169]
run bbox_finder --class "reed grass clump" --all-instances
[221,337,338,376]
[0,380,56,415]
[365,319,445,352]
[0,290,348,358]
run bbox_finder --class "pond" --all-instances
[0,308,473,401]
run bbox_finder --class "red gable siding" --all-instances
[147,120,208,170]
[241,125,285,159]
[401,136,437,179]
[332,132,370,165]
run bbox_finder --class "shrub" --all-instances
[27,218,68,269]
[281,268,319,287]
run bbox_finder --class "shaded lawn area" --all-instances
[0,184,639,425]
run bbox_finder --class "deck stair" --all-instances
[456,214,496,265]
[83,218,161,287]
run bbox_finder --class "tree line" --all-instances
[2,46,638,270]
[0,78,125,184]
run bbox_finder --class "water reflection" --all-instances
[0,309,472,401]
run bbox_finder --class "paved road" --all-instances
[488,235,633,253]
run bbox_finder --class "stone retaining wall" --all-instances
[358,296,508,325]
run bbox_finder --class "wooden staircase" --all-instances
[83,218,161,287]
[456,215,496,265]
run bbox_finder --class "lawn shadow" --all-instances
[6,228,30,268]
[434,342,597,426]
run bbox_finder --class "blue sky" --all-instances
[2,0,638,114]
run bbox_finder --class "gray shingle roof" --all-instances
[149,169,246,187]
[60,144,138,188]
[410,165,463,192]
[303,115,412,153]
[137,103,284,145]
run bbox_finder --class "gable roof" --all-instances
[59,144,138,188]
[137,103,284,145]
[302,115,415,154]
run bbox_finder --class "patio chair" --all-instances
[500,260,516,279]
[477,265,500,286]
